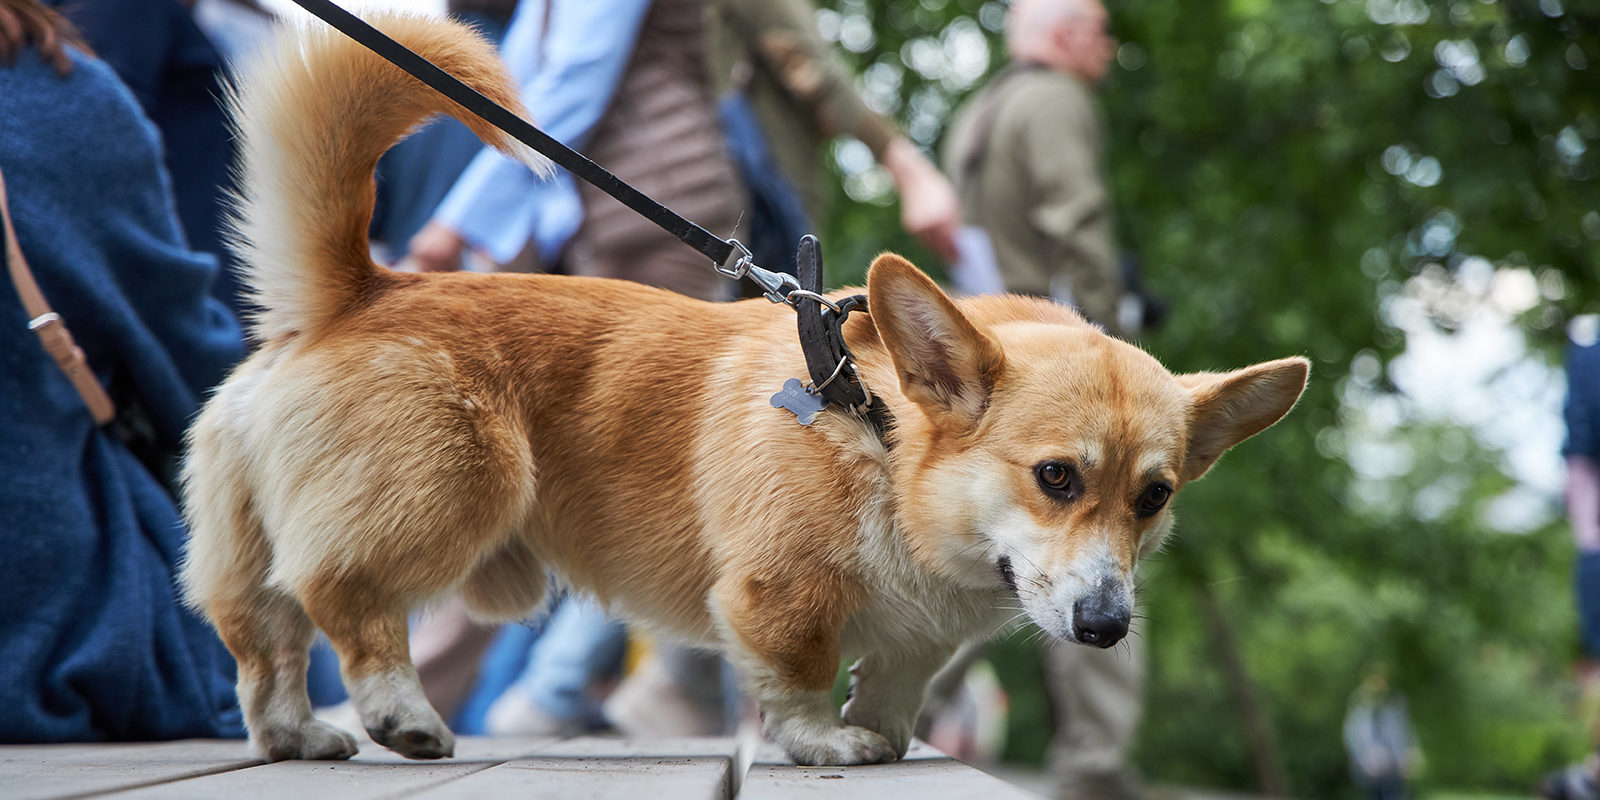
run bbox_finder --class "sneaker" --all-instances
[313,701,368,740]
[604,659,725,737]
[484,689,585,738]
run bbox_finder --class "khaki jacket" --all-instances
[942,66,1121,329]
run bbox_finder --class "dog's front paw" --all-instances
[784,724,900,766]
[253,720,359,761]
[841,698,913,759]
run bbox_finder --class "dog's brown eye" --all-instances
[1035,461,1081,500]
[1136,482,1172,518]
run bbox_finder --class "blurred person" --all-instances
[190,0,275,60]
[1563,329,1600,691]
[1342,669,1421,800]
[600,641,742,738]
[478,598,626,736]
[395,0,747,739]
[368,0,519,268]
[941,0,1123,333]
[0,0,246,741]
[596,0,973,737]
[931,2,1141,797]
[918,645,1009,762]
[592,0,972,732]
[707,0,962,268]
[408,0,741,296]
[319,595,627,737]
[1044,633,1146,799]
[44,0,256,321]
[919,621,1148,799]
[1547,755,1600,800]
[590,0,973,735]
[1540,326,1600,800]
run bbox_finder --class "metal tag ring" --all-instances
[811,354,853,394]
[785,289,842,313]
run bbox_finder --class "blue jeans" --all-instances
[455,597,626,733]
[1580,552,1600,658]
[509,597,627,722]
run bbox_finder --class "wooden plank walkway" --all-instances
[0,736,1043,799]
[743,741,1041,800]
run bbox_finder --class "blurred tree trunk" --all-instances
[1197,579,1290,798]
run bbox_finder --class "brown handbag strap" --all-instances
[0,165,117,426]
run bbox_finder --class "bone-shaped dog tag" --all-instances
[770,378,829,426]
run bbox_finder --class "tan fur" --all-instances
[180,15,1309,767]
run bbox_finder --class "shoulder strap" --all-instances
[0,165,116,426]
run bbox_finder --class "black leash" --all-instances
[284,0,889,440]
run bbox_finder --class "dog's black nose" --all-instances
[1072,595,1129,648]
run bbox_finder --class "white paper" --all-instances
[949,226,1006,296]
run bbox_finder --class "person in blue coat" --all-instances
[1542,327,1600,800]
[44,0,251,322]
[0,0,246,742]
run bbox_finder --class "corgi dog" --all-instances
[179,14,1308,768]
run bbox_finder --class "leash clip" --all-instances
[717,238,801,304]
[748,265,802,304]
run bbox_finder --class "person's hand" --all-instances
[408,221,468,273]
[883,137,962,262]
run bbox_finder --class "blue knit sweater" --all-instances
[0,44,245,742]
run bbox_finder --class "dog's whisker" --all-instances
[1011,549,1045,575]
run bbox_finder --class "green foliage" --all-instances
[813,0,1598,794]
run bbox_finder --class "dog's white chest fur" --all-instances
[842,502,1010,657]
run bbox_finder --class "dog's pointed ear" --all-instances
[867,253,1004,431]
[1177,357,1309,483]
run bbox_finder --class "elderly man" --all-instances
[942,0,1122,332]
[938,2,1144,798]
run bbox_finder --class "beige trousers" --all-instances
[1046,635,1146,799]
[919,631,1146,799]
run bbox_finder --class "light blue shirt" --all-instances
[434,0,653,264]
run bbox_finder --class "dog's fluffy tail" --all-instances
[225,14,551,340]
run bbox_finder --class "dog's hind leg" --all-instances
[299,577,455,760]
[188,532,357,760]
[239,347,537,760]
[182,406,358,761]
[214,590,360,760]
